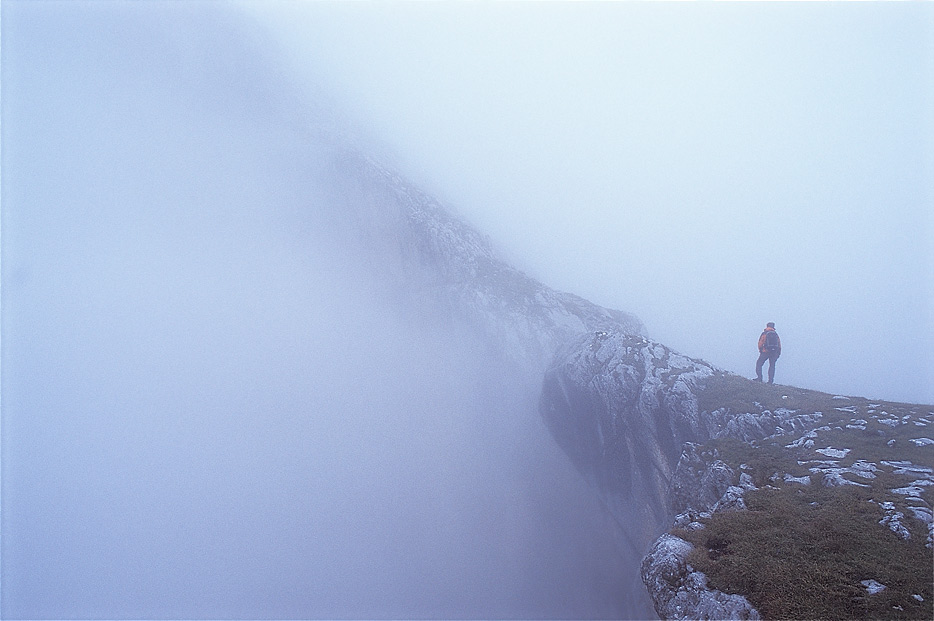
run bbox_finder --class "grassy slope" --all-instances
[675,374,933,620]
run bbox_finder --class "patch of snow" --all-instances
[887,439,896,446]
[783,474,811,485]
[878,418,899,427]
[861,579,887,595]
[913,594,924,602]
[832,395,850,400]
[909,437,934,447]
[816,447,850,459]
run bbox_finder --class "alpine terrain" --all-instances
[3,4,931,620]
[334,146,934,621]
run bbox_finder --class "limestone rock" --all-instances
[670,443,736,515]
[641,534,761,621]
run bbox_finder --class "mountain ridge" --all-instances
[329,150,646,365]
[352,150,933,619]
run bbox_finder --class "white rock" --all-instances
[714,486,748,512]
[821,472,870,488]
[849,461,878,479]
[879,502,911,540]
[881,461,934,476]
[891,485,928,498]
[907,505,933,525]
[786,429,820,449]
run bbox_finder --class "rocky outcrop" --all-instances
[642,454,761,620]
[539,331,718,549]
[668,443,737,515]
[538,330,828,551]
[641,534,760,621]
[538,331,850,618]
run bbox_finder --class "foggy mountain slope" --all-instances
[324,150,646,364]
[2,3,653,619]
[13,4,926,620]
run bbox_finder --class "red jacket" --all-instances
[758,327,781,354]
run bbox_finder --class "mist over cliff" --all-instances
[3,3,930,620]
[250,1,933,406]
[2,4,648,618]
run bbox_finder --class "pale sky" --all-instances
[248,1,933,404]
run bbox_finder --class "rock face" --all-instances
[668,443,737,515]
[329,152,645,365]
[641,534,760,621]
[539,331,733,550]
[538,331,845,618]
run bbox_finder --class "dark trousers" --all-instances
[756,351,779,383]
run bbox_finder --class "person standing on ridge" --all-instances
[755,322,781,384]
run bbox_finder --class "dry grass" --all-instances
[674,374,934,619]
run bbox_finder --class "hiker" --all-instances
[755,322,781,384]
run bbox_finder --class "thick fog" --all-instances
[3,3,931,620]
[250,1,933,405]
[2,3,645,619]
